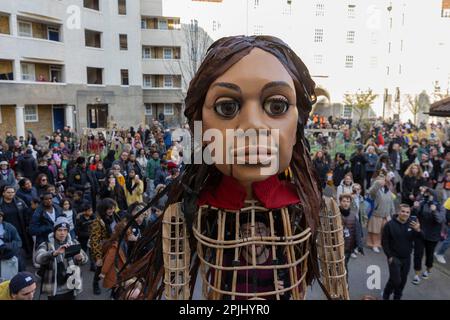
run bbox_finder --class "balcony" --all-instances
[142,88,184,104]
[142,59,181,75]
[141,28,183,47]
[0,81,69,105]
[140,0,163,16]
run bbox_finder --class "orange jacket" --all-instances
[101,241,127,289]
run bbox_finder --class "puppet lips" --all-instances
[230,145,278,165]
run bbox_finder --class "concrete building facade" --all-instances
[0,0,185,140]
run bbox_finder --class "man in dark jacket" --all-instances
[34,158,55,186]
[382,204,422,300]
[0,210,23,271]
[29,192,63,246]
[15,178,38,208]
[103,150,116,171]
[333,153,351,187]
[411,188,446,285]
[0,186,32,257]
[68,157,98,208]
[15,150,36,181]
[350,145,367,192]
[339,194,364,275]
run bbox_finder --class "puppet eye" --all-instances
[263,96,290,116]
[214,99,240,118]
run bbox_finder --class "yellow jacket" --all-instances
[445,198,450,211]
[124,180,144,206]
[0,281,12,300]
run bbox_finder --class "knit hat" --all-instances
[54,216,70,231]
[9,272,36,294]
[0,160,8,166]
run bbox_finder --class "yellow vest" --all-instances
[0,281,12,300]
[445,198,450,211]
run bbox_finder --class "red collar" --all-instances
[198,174,300,210]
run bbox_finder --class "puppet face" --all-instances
[202,48,298,185]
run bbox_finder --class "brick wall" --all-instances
[26,105,53,140]
[0,104,53,140]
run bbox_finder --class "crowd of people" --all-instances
[0,116,449,300]
[0,121,181,299]
[311,117,450,300]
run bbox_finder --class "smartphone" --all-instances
[409,216,417,223]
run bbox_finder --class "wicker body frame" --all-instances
[162,203,191,300]
[192,200,311,300]
[316,197,350,300]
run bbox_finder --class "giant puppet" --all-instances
[119,36,348,300]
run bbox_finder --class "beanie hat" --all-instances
[76,156,86,165]
[9,272,36,294]
[54,216,70,231]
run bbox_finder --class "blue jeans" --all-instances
[437,226,450,255]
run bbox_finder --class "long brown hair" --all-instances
[120,35,322,299]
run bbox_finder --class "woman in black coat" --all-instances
[401,163,426,207]
[312,150,330,189]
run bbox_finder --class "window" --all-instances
[342,105,353,118]
[345,55,354,68]
[24,105,38,122]
[314,28,323,42]
[163,48,173,59]
[118,0,127,15]
[142,47,151,59]
[443,8,450,18]
[346,31,355,43]
[145,104,153,116]
[50,65,63,82]
[18,21,32,37]
[21,63,35,81]
[87,67,103,84]
[253,25,263,35]
[85,29,102,48]
[316,3,325,16]
[158,19,168,30]
[314,54,323,64]
[119,34,128,50]
[370,56,378,68]
[0,14,10,35]
[47,26,60,42]
[141,19,147,29]
[164,75,173,88]
[0,60,14,80]
[347,4,356,19]
[212,20,221,31]
[370,32,377,45]
[164,104,174,115]
[84,0,100,11]
[143,75,151,87]
[121,69,129,85]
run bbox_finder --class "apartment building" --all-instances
[141,0,184,127]
[163,0,450,122]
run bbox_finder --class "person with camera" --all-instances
[90,198,122,295]
[366,172,396,253]
[411,187,446,285]
[382,204,422,300]
[34,216,88,300]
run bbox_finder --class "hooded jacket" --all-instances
[29,205,64,246]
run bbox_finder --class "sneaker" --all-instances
[422,271,431,279]
[373,247,380,253]
[351,253,358,259]
[434,253,447,264]
[412,275,421,285]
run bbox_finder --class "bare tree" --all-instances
[343,89,378,125]
[404,94,421,125]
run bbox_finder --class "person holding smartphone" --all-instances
[381,204,422,300]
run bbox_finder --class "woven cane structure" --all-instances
[162,203,191,299]
[191,200,311,300]
[316,196,349,300]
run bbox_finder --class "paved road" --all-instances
[29,243,449,300]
